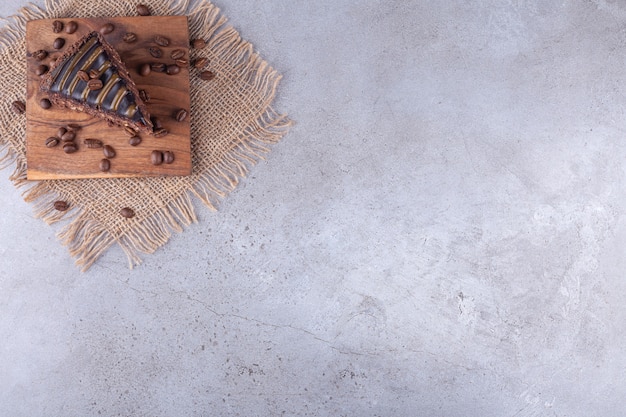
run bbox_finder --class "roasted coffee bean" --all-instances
[123,32,137,43]
[99,158,110,172]
[35,64,48,76]
[39,98,52,109]
[45,137,59,148]
[128,135,142,146]
[53,37,65,50]
[57,127,67,138]
[150,62,166,72]
[120,207,135,218]
[154,35,170,47]
[139,63,151,77]
[153,128,169,138]
[63,143,77,153]
[54,200,69,211]
[192,39,206,49]
[103,145,116,158]
[87,79,103,90]
[33,49,48,61]
[124,125,138,136]
[193,57,208,69]
[61,131,76,142]
[148,46,163,58]
[163,151,175,164]
[12,100,26,115]
[151,116,162,129]
[100,23,114,35]
[84,138,103,148]
[65,21,78,34]
[52,20,63,33]
[175,58,188,68]
[170,49,185,60]
[77,70,90,82]
[138,89,150,102]
[88,69,99,79]
[66,123,81,132]
[175,108,188,122]
[136,4,151,16]
[166,64,180,75]
[150,150,163,165]
[200,70,215,80]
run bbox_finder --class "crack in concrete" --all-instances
[107,278,377,357]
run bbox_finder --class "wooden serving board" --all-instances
[25,16,192,180]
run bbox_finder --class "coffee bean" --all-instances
[100,23,114,35]
[136,4,151,16]
[166,64,180,75]
[65,21,78,34]
[88,69,99,79]
[150,62,166,72]
[139,63,151,77]
[12,100,26,114]
[57,127,67,138]
[39,98,52,109]
[35,64,48,76]
[84,138,103,148]
[103,145,115,158]
[45,137,59,148]
[151,116,162,129]
[200,70,215,81]
[123,32,137,43]
[170,49,185,60]
[163,151,175,164]
[66,123,81,132]
[153,128,169,138]
[33,49,48,61]
[151,150,163,165]
[120,207,135,218]
[53,37,65,50]
[192,39,206,49]
[175,58,188,68]
[124,125,138,136]
[148,46,163,58]
[52,20,63,33]
[138,89,150,102]
[193,57,208,69]
[87,79,103,90]
[99,158,110,172]
[154,35,170,47]
[61,131,76,142]
[77,70,89,82]
[175,108,188,122]
[129,135,142,146]
[54,200,69,211]
[63,143,77,153]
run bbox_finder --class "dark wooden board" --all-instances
[26,16,192,180]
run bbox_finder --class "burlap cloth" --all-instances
[0,0,291,270]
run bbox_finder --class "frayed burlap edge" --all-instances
[0,0,292,271]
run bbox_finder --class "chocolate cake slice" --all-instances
[40,31,153,133]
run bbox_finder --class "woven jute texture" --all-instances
[0,0,291,270]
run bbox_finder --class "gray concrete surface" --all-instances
[2,0,626,415]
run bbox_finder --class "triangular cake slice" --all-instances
[40,31,153,133]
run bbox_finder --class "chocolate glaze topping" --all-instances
[41,32,152,130]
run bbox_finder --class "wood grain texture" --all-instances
[26,16,192,180]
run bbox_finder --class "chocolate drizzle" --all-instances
[41,32,152,131]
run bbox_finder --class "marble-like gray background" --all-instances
[2,0,626,415]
